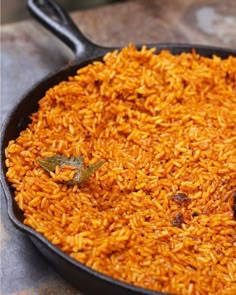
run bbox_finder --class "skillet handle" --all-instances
[27,0,110,61]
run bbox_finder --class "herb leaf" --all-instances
[74,159,106,184]
[38,155,105,185]
[38,155,84,173]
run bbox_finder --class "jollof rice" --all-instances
[5,45,236,295]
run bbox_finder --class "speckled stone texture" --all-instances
[1,0,236,294]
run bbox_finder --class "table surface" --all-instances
[1,0,236,294]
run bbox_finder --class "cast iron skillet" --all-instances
[1,0,236,294]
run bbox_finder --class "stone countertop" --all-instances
[1,0,235,294]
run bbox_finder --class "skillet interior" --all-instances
[1,44,236,295]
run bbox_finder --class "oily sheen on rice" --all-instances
[5,45,236,295]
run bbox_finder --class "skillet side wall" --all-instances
[30,236,165,295]
[1,45,236,295]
